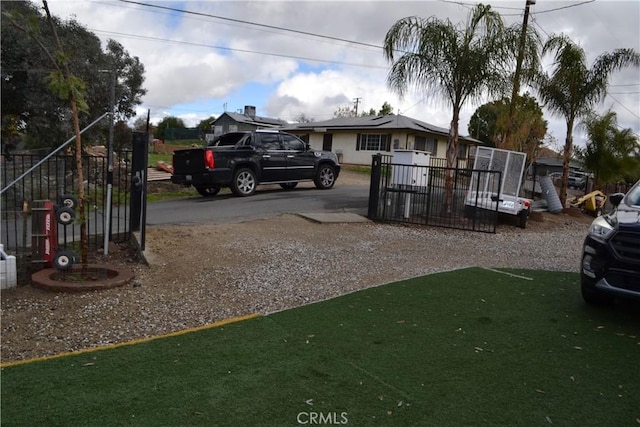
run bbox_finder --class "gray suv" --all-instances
[580,180,640,305]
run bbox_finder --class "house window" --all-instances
[356,134,391,151]
[415,136,437,155]
[426,138,437,156]
[458,143,467,159]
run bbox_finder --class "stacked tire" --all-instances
[53,194,79,270]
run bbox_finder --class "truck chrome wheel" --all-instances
[314,165,336,189]
[231,168,257,196]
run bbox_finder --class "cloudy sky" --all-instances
[47,0,639,149]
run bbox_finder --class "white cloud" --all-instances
[45,0,639,145]
[265,70,384,119]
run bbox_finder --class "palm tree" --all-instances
[383,4,538,170]
[383,4,539,212]
[535,34,639,206]
[578,110,640,187]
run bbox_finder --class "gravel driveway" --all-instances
[0,171,594,363]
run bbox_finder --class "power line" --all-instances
[95,0,380,55]
[531,17,551,39]
[436,0,596,16]
[118,0,383,51]
[530,0,596,15]
[607,94,640,120]
[90,29,387,70]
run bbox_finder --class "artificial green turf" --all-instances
[2,268,639,426]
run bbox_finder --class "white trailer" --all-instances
[465,146,532,228]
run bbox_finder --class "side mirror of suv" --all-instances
[609,193,625,207]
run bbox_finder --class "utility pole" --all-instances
[502,0,536,149]
[353,97,362,116]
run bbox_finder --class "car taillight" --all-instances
[205,150,214,169]
[524,200,531,208]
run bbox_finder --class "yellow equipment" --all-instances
[569,190,607,217]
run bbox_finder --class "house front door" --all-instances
[323,134,333,151]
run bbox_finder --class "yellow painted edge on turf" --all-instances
[0,313,261,369]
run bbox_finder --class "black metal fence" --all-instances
[368,154,502,233]
[429,157,470,169]
[1,151,133,282]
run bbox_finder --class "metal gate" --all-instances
[1,151,133,283]
[368,154,502,233]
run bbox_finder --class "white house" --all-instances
[283,114,482,166]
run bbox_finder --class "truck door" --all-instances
[256,133,287,182]
[282,133,315,180]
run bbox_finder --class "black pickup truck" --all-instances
[171,130,341,197]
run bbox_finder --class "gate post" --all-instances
[130,132,148,234]
[368,154,382,220]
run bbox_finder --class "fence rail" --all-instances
[1,151,133,282]
[368,154,501,233]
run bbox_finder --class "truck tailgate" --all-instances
[172,148,207,175]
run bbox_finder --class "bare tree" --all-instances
[6,1,91,266]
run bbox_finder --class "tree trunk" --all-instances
[559,119,574,208]
[70,99,88,267]
[43,0,88,267]
[444,107,460,213]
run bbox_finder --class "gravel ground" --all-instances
[0,172,594,363]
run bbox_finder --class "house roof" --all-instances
[535,156,583,169]
[215,112,289,128]
[283,114,481,144]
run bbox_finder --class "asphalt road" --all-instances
[145,184,371,226]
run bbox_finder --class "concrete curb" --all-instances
[297,212,371,224]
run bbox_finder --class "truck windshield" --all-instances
[625,181,640,206]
